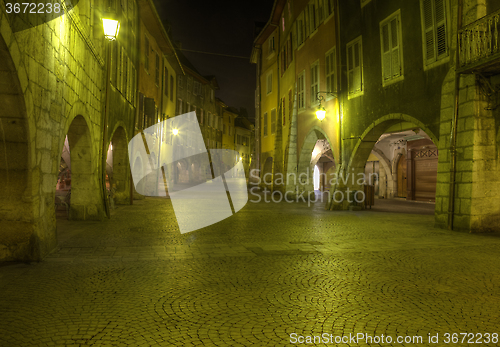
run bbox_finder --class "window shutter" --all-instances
[435,0,447,58]
[423,0,436,62]
[390,18,401,78]
[271,109,276,134]
[298,18,303,45]
[353,43,361,92]
[305,6,310,37]
[326,53,331,91]
[381,23,392,80]
[348,45,354,94]
[310,65,315,100]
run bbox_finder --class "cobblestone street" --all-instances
[1,196,500,346]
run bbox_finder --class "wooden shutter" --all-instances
[390,18,401,77]
[318,0,324,23]
[326,50,334,92]
[305,6,310,37]
[382,23,392,80]
[263,113,268,136]
[435,0,447,58]
[271,109,276,134]
[422,0,436,62]
[353,42,361,93]
[348,45,354,94]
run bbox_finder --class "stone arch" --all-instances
[0,30,37,261]
[297,126,336,193]
[330,114,437,209]
[371,148,394,198]
[66,115,104,220]
[347,114,437,192]
[110,126,130,204]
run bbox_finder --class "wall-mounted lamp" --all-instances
[102,18,120,41]
[315,91,337,121]
[172,129,179,135]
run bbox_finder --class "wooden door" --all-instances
[397,154,407,198]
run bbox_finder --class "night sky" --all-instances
[152,0,275,121]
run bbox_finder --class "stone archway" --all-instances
[110,126,130,205]
[0,33,37,261]
[66,115,104,220]
[295,126,336,195]
[330,114,437,210]
[371,148,394,198]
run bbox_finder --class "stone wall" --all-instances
[0,1,118,260]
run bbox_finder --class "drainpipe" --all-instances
[448,0,463,230]
[335,0,342,170]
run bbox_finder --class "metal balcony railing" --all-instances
[459,9,500,72]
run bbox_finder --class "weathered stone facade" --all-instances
[0,0,140,261]
[253,0,500,232]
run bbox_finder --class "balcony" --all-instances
[458,9,500,74]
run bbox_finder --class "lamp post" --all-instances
[315,91,337,121]
[101,16,120,219]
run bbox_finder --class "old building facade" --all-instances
[0,0,141,261]
[253,0,500,232]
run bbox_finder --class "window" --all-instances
[200,109,204,124]
[297,13,305,46]
[271,108,276,134]
[117,45,122,92]
[263,112,268,137]
[111,42,117,86]
[131,65,136,105]
[380,11,402,82]
[178,75,183,89]
[318,0,324,23]
[164,67,168,96]
[144,35,149,72]
[187,77,192,94]
[308,0,317,33]
[325,48,336,93]
[282,97,286,125]
[223,123,226,135]
[177,98,182,115]
[194,81,201,95]
[210,89,214,102]
[268,36,275,56]
[208,113,212,128]
[266,72,273,95]
[421,0,448,65]
[325,0,334,18]
[123,51,128,98]
[298,70,305,109]
[305,6,310,37]
[170,75,174,101]
[310,61,319,105]
[347,36,363,97]
[155,52,160,86]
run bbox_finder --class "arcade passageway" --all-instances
[0,196,499,346]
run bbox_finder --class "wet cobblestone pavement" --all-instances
[1,196,500,346]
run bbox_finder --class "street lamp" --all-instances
[102,18,120,41]
[315,91,337,121]
[101,16,120,218]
